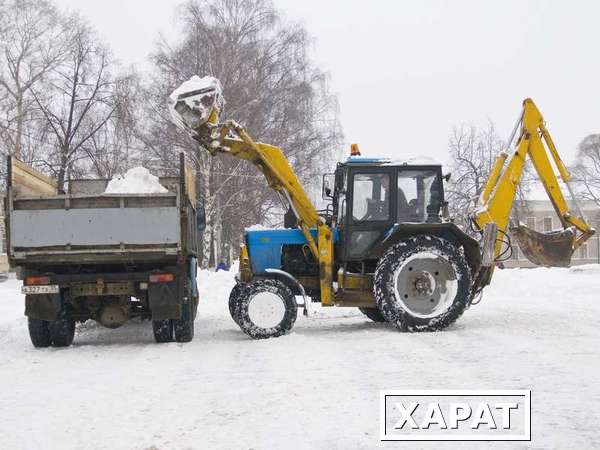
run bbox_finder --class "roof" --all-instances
[344,155,442,166]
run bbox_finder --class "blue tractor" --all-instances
[229,153,481,339]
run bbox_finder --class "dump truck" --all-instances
[169,76,594,339]
[4,154,204,347]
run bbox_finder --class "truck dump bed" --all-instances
[5,156,199,266]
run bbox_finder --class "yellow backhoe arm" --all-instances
[473,98,595,268]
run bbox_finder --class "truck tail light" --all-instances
[149,273,174,283]
[25,276,51,285]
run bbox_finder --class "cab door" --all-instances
[339,168,396,261]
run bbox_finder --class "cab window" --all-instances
[352,173,390,221]
[397,170,441,222]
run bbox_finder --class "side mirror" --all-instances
[322,173,334,199]
[196,202,206,232]
[443,173,451,182]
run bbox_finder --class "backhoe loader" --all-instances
[169,75,594,339]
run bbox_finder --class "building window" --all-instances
[580,244,588,259]
[543,217,553,232]
[527,217,536,231]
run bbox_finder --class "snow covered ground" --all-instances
[0,266,599,449]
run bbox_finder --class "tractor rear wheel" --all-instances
[359,307,386,322]
[374,235,472,332]
[233,279,297,339]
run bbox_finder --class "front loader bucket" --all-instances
[510,225,575,267]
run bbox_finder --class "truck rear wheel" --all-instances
[49,308,75,347]
[152,319,173,343]
[374,235,472,332]
[233,279,297,339]
[173,281,194,343]
[191,277,199,321]
[28,318,52,347]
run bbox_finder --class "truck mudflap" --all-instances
[25,293,62,321]
[149,278,181,320]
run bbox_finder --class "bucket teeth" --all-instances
[510,225,575,267]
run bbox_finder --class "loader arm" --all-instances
[206,120,322,258]
[473,98,594,272]
[168,76,335,304]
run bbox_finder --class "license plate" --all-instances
[22,285,60,295]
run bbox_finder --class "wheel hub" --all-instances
[412,271,435,296]
[247,292,286,329]
[393,252,458,319]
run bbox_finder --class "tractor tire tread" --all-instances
[374,234,472,332]
[233,278,297,339]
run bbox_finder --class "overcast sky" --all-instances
[53,0,600,165]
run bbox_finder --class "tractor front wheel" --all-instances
[233,279,297,339]
[228,283,244,324]
[374,235,472,332]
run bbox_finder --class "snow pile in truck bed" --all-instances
[104,167,168,194]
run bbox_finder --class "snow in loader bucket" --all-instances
[168,75,224,132]
[510,224,576,267]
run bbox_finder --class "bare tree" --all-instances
[80,71,142,179]
[32,16,126,190]
[0,0,341,267]
[446,121,531,230]
[143,0,342,267]
[572,134,600,206]
[446,123,504,227]
[0,0,66,159]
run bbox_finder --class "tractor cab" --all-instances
[328,155,446,263]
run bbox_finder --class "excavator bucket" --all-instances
[510,225,576,267]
